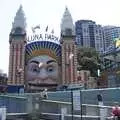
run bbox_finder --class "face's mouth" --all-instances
[28,82,58,87]
[27,78,58,87]
[28,78,57,84]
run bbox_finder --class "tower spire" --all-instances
[12,5,26,30]
[60,7,77,85]
[8,5,27,86]
[61,7,75,36]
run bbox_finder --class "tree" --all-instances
[77,47,101,77]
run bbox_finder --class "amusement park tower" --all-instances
[8,6,26,85]
[61,7,78,85]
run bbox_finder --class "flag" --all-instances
[32,27,35,33]
[51,29,54,34]
[116,39,120,47]
[32,25,40,33]
[34,25,40,29]
[45,26,48,32]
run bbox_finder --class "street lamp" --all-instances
[97,69,101,88]
[71,90,74,120]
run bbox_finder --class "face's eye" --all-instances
[32,67,39,73]
[47,66,54,72]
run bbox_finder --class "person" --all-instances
[42,88,48,99]
[112,102,120,120]
[25,41,61,91]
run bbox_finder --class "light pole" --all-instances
[71,90,74,120]
[80,90,82,120]
[97,69,101,88]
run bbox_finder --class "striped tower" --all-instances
[8,5,26,85]
[61,7,77,85]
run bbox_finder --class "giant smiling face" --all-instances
[26,55,58,86]
[25,41,61,90]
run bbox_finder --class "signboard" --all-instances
[27,33,59,43]
[73,90,81,110]
[27,25,60,44]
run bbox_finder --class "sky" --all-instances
[0,0,120,74]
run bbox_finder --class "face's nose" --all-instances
[37,68,48,81]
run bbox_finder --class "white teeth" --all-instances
[28,79,57,85]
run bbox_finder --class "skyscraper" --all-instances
[75,20,104,52]
[103,26,120,51]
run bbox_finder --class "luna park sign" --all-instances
[27,25,59,43]
[27,33,59,43]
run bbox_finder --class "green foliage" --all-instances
[77,47,101,77]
